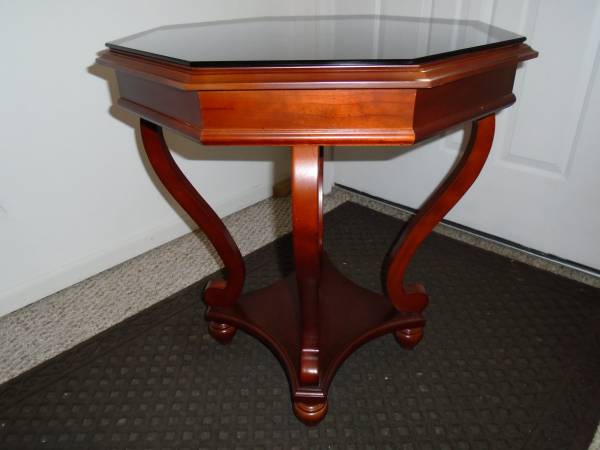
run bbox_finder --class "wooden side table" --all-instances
[97,15,537,425]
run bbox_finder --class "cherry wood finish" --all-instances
[99,43,535,91]
[206,256,425,425]
[207,321,237,345]
[291,145,324,386]
[386,115,496,347]
[99,40,536,425]
[100,43,535,146]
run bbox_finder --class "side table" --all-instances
[97,15,537,424]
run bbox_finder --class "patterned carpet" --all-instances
[1,202,599,449]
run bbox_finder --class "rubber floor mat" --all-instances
[1,201,599,450]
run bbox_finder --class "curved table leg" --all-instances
[386,114,496,348]
[291,144,326,422]
[140,119,246,340]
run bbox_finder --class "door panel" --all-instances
[333,0,600,269]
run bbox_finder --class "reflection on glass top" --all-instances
[106,15,526,67]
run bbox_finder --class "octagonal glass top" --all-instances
[106,15,526,67]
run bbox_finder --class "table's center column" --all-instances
[291,145,324,386]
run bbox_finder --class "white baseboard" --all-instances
[0,183,274,317]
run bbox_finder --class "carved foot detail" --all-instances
[394,327,424,350]
[293,400,328,425]
[208,321,237,344]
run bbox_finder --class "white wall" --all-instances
[0,0,336,317]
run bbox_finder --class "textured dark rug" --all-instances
[1,202,599,450]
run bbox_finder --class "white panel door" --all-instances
[333,0,600,270]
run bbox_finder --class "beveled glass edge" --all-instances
[105,15,527,68]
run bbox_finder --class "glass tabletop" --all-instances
[106,15,526,67]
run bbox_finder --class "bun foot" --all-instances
[208,321,237,344]
[293,400,328,425]
[394,326,424,350]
